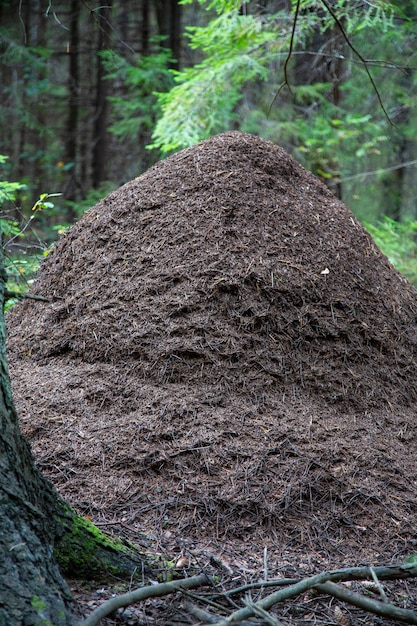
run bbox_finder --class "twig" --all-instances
[268,0,300,113]
[221,577,300,597]
[180,588,230,614]
[213,570,342,626]
[340,158,417,182]
[81,573,209,626]
[276,259,315,276]
[269,0,393,124]
[4,290,50,303]
[263,546,268,583]
[183,601,222,624]
[184,601,259,626]
[315,580,417,624]
[243,596,283,626]
[369,566,388,603]
[282,0,300,95]
[320,0,392,124]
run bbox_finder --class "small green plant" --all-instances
[0,159,62,307]
[0,155,27,204]
[31,192,62,212]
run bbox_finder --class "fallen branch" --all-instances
[211,564,417,626]
[315,581,417,625]
[81,572,209,626]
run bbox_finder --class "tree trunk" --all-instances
[92,2,113,189]
[294,16,346,199]
[142,0,150,56]
[63,0,81,214]
[0,260,149,624]
[155,0,182,69]
[379,68,414,221]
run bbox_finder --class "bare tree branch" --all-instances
[269,0,394,123]
[268,0,300,114]
[319,0,392,124]
[369,565,389,602]
[81,572,209,626]
[315,580,417,624]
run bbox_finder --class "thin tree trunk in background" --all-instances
[169,0,182,69]
[64,0,80,210]
[12,1,49,202]
[294,19,345,199]
[15,1,31,183]
[142,0,150,55]
[155,0,182,69]
[380,70,414,221]
[92,2,113,189]
[31,0,48,202]
[380,131,409,222]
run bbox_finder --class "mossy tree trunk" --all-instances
[0,262,148,625]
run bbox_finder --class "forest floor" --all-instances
[6,132,417,625]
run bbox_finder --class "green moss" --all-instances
[54,505,136,580]
[406,553,417,565]
[31,596,54,626]
[31,596,46,612]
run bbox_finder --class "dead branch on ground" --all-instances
[81,573,209,626]
[80,562,417,626]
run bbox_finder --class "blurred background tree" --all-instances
[1,0,417,286]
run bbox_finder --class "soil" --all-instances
[6,131,417,622]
